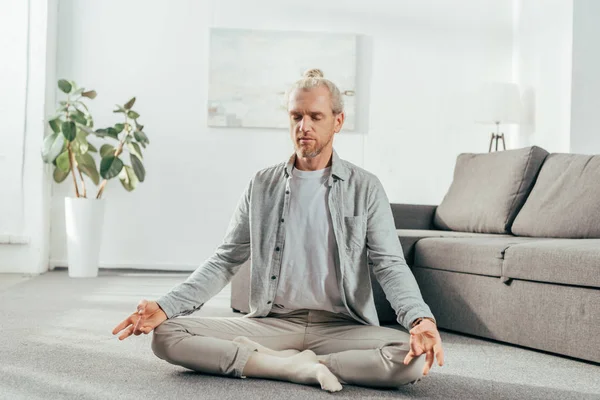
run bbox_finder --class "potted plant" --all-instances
[41,79,150,278]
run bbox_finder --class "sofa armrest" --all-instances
[390,203,438,230]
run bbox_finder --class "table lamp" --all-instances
[474,82,522,152]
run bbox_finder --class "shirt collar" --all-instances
[284,148,349,184]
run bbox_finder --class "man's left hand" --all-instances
[403,319,445,376]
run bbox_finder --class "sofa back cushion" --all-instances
[433,146,549,234]
[511,153,600,238]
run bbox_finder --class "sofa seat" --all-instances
[397,229,514,265]
[503,239,600,288]
[413,236,551,277]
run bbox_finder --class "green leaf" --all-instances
[61,121,76,141]
[113,105,127,114]
[134,130,149,144]
[76,152,100,185]
[130,154,145,182]
[41,132,65,163]
[128,142,143,160]
[72,109,87,125]
[56,151,71,172]
[124,97,136,110]
[58,79,72,94]
[100,144,115,158]
[94,128,108,138]
[127,110,140,119]
[53,165,70,183]
[73,130,89,154]
[107,127,119,140]
[118,165,138,192]
[81,90,97,99]
[100,155,124,179]
[114,123,124,133]
[87,142,98,153]
[96,128,119,140]
[48,118,61,134]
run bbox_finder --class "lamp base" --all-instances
[489,132,506,152]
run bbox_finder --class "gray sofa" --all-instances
[231,146,600,364]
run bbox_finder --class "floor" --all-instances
[0,269,598,400]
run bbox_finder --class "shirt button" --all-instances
[285,190,290,194]
[280,218,284,223]
[271,275,277,280]
[267,301,272,304]
[275,247,280,251]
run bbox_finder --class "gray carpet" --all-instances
[1,269,598,400]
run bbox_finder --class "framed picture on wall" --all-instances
[207,28,357,130]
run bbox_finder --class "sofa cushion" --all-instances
[433,146,549,234]
[503,239,600,288]
[511,154,600,238]
[370,229,516,324]
[397,229,513,265]
[413,236,549,277]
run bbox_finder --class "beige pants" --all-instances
[151,309,425,388]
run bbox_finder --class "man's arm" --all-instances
[366,176,436,331]
[155,177,253,319]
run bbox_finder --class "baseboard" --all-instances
[49,259,197,272]
[0,233,31,245]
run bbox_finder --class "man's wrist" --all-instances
[411,317,436,328]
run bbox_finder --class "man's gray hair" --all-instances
[286,68,344,115]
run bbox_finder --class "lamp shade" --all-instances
[474,82,522,125]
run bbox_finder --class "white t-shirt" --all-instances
[271,166,348,315]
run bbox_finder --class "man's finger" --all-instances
[403,350,416,365]
[112,318,132,335]
[133,315,145,335]
[409,334,423,357]
[118,326,134,341]
[434,343,445,366]
[423,350,434,376]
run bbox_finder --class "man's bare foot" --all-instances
[284,350,342,392]
[233,336,301,357]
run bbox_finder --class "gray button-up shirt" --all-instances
[156,149,435,330]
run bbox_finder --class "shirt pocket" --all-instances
[343,215,367,250]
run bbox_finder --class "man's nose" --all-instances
[299,116,312,132]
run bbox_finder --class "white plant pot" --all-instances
[65,197,106,278]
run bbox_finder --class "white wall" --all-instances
[570,0,600,154]
[512,0,573,153]
[48,0,514,271]
[0,0,29,235]
[0,0,57,274]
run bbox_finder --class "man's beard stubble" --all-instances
[296,133,334,159]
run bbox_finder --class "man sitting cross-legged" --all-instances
[112,68,444,392]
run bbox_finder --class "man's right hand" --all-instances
[112,299,168,340]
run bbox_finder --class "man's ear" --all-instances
[334,112,345,133]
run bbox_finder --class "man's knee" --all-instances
[381,345,425,386]
[151,319,183,361]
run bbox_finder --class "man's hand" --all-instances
[112,299,168,341]
[403,319,445,376]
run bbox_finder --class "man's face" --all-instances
[288,86,344,158]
